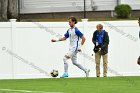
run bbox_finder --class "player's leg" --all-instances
[63,56,69,74]
[71,52,90,77]
[95,51,101,77]
[103,53,108,77]
[61,52,72,78]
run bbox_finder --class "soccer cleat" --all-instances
[85,69,90,77]
[60,73,69,78]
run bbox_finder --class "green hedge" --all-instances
[115,4,132,18]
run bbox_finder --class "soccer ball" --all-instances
[50,69,58,77]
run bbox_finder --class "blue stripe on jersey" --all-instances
[75,27,83,38]
[64,30,69,38]
[75,36,80,51]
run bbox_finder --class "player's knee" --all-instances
[63,56,69,62]
[65,55,70,59]
[63,55,70,61]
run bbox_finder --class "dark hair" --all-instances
[139,17,140,20]
[69,16,77,24]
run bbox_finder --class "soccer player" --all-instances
[51,16,90,78]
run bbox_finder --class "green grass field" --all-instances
[0,76,140,93]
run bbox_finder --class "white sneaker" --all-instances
[85,69,90,77]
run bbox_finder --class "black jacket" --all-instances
[92,30,109,55]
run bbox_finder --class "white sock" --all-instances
[63,57,68,74]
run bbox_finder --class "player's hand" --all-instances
[51,39,56,42]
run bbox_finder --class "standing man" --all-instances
[51,16,90,78]
[92,24,109,77]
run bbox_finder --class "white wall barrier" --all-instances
[0,19,140,79]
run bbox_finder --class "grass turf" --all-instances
[0,76,140,93]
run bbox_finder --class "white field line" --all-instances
[0,89,64,93]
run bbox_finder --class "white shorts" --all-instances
[65,50,77,58]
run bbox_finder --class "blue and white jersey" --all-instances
[64,27,83,51]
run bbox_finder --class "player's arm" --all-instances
[75,28,86,52]
[51,30,69,42]
[51,37,66,42]
[75,28,86,45]
[81,36,86,45]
